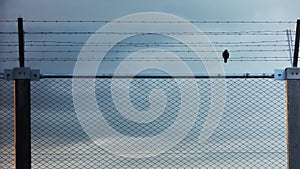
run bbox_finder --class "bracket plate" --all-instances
[286,68,300,80]
[274,69,286,80]
[4,68,40,81]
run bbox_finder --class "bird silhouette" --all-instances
[222,49,229,63]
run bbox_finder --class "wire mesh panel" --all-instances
[0,78,287,168]
[0,80,14,169]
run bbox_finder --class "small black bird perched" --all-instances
[222,49,229,63]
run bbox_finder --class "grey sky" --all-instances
[1,0,299,20]
[0,0,299,73]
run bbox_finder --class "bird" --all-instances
[222,49,229,63]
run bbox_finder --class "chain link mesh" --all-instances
[0,80,14,169]
[0,78,287,168]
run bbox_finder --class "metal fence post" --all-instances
[287,79,300,169]
[18,18,25,68]
[292,19,300,68]
[286,19,300,169]
[14,17,31,169]
[14,78,31,169]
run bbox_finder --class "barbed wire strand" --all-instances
[0,54,291,62]
[0,44,289,48]
[0,20,296,24]
[0,40,288,45]
[0,49,290,54]
[0,58,290,62]
[0,30,294,35]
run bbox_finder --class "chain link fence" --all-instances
[0,78,287,168]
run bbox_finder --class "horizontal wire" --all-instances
[0,56,289,59]
[0,49,289,54]
[19,20,296,24]
[25,31,290,35]
[0,20,17,22]
[25,40,287,46]
[0,56,290,62]
[0,44,289,47]
[0,59,289,62]
[0,40,287,45]
[0,31,291,35]
[0,32,18,34]
[0,19,296,24]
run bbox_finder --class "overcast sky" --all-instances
[0,0,299,73]
[1,0,299,21]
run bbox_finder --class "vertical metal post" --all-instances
[15,17,31,169]
[287,19,300,169]
[287,79,300,169]
[292,19,300,67]
[18,18,24,67]
[14,79,31,169]
[287,28,293,66]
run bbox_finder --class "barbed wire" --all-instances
[0,56,290,62]
[24,30,293,35]
[0,20,296,24]
[0,49,289,54]
[0,20,294,64]
[0,44,288,47]
[0,30,293,35]
[0,40,288,45]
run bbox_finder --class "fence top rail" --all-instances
[0,72,275,79]
[0,73,274,79]
[44,73,274,79]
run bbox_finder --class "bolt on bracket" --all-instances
[4,67,40,81]
[274,68,300,80]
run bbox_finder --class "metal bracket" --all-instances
[274,68,300,80]
[286,67,300,79]
[4,67,40,81]
[274,69,286,80]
